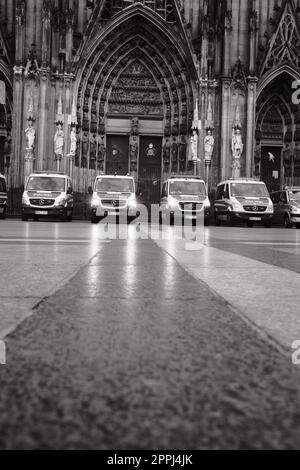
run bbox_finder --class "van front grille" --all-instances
[243,205,267,212]
[30,199,55,207]
[101,199,127,209]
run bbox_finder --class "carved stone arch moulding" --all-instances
[73,8,197,168]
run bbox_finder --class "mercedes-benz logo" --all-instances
[113,200,118,207]
[39,200,45,206]
[253,205,257,211]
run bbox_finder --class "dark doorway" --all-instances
[138,136,162,207]
[106,135,129,175]
[260,146,282,192]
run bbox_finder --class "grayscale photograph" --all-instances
[0,0,300,455]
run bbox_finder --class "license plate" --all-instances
[35,211,48,215]
[249,217,261,221]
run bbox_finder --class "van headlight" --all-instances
[231,199,244,211]
[54,196,67,207]
[266,202,274,213]
[127,198,137,209]
[204,199,211,208]
[22,194,30,206]
[91,196,100,208]
[167,197,179,210]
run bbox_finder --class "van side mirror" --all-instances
[88,186,93,195]
[67,188,73,195]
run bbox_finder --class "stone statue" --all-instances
[25,120,36,151]
[90,133,97,160]
[204,130,214,162]
[54,123,64,156]
[130,136,138,161]
[232,128,244,159]
[70,126,77,156]
[190,130,198,160]
[82,131,89,155]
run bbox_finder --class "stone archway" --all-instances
[256,71,300,191]
[73,4,197,194]
[0,61,13,178]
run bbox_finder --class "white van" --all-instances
[21,172,74,222]
[159,175,211,226]
[89,174,138,224]
[0,174,7,219]
[213,178,273,227]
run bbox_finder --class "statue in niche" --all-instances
[130,136,138,161]
[163,138,171,161]
[54,123,64,156]
[190,130,198,161]
[90,133,97,160]
[204,129,215,162]
[98,137,106,162]
[82,131,89,155]
[232,128,244,159]
[70,126,77,156]
[171,138,178,161]
[25,119,36,151]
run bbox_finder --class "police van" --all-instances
[159,175,211,226]
[89,174,138,224]
[213,178,273,227]
[0,173,7,220]
[21,172,74,222]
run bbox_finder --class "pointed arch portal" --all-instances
[256,71,300,190]
[73,2,197,197]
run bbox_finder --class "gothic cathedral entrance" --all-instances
[74,5,198,194]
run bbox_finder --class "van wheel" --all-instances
[0,208,6,219]
[60,210,68,222]
[170,213,174,226]
[214,214,221,226]
[159,212,162,225]
[264,222,272,228]
[226,212,234,227]
[284,214,293,229]
[91,214,99,224]
[296,224,300,229]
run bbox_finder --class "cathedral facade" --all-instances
[1,0,300,202]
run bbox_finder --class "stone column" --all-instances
[220,79,231,180]
[37,69,50,171]
[245,78,257,177]
[24,150,34,184]
[11,66,24,187]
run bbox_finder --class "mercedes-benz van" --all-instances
[21,172,74,222]
[89,174,138,224]
[213,179,273,227]
[159,175,211,226]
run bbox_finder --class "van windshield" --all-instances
[169,180,206,196]
[230,183,269,198]
[26,177,66,192]
[0,178,6,193]
[289,190,300,202]
[96,178,134,193]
